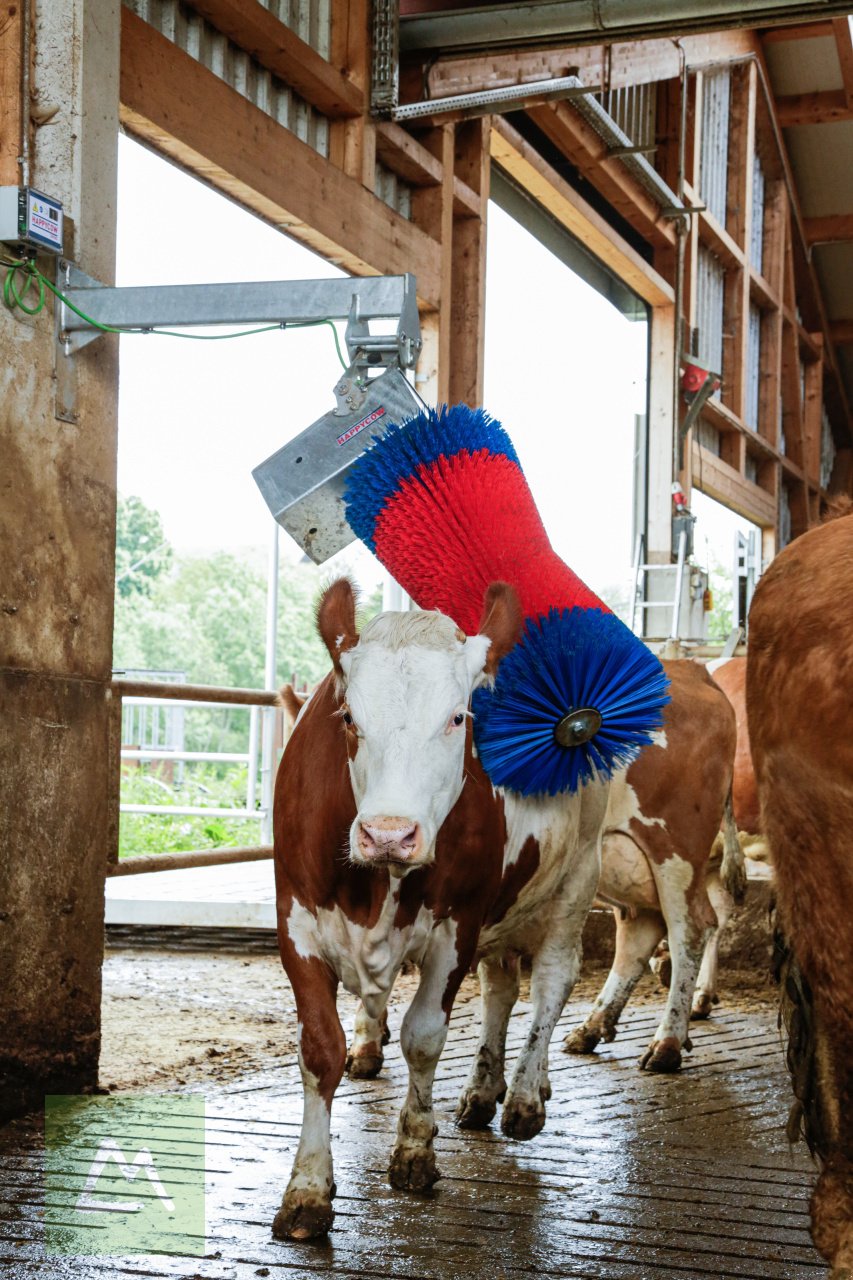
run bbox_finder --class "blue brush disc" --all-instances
[472,607,670,796]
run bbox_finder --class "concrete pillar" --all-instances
[0,0,120,1119]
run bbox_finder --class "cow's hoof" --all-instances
[501,1097,545,1141]
[690,992,715,1021]
[389,1144,440,1193]
[639,1037,682,1073]
[346,1051,383,1079]
[563,1024,601,1055]
[272,1192,333,1241]
[455,1091,498,1130]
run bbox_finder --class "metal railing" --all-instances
[108,679,281,877]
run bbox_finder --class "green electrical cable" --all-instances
[1,256,348,368]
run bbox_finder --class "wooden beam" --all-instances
[376,120,442,186]
[489,118,673,308]
[119,8,441,309]
[804,213,853,244]
[449,118,489,407]
[0,0,22,185]
[185,0,362,117]
[829,319,853,344]
[410,126,455,400]
[832,16,853,110]
[328,0,374,187]
[692,444,777,527]
[402,30,755,103]
[775,88,853,126]
[527,100,676,250]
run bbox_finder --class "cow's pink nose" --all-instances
[358,818,420,861]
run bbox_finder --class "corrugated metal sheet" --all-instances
[257,0,331,58]
[700,69,730,226]
[695,245,725,397]
[745,453,758,484]
[821,407,837,488]
[746,304,761,430]
[750,151,765,273]
[779,482,792,547]
[695,421,721,455]
[124,0,331,157]
[373,161,413,220]
[122,1,415,220]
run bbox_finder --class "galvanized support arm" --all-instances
[55,262,421,369]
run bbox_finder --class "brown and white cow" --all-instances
[550,661,740,1071]
[272,578,611,1240]
[747,512,853,1276]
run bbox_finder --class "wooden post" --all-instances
[410,124,455,404]
[449,117,490,408]
[329,0,374,188]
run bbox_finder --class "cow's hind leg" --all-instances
[639,860,716,1073]
[564,907,666,1054]
[390,920,465,1193]
[692,872,734,1019]
[346,999,391,1079]
[273,959,345,1241]
[456,955,520,1130]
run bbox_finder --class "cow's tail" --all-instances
[720,786,748,905]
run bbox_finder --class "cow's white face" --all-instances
[317,579,521,876]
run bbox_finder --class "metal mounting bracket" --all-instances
[52,261,421,423]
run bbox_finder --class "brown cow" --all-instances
[747,511,853,1275]
[562,659,741,1069]
[272,578,611,1240]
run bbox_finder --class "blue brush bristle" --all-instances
[345,403,520,553]
[472,608,670,796]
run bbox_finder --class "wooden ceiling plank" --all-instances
[185,0,363,117]
[775,88,853,125]
[120,9,441,309]
[762,20,834,43]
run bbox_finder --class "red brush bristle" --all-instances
[373,450,608,630]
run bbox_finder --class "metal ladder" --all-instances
[630,529,688,640]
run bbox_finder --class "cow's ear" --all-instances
[317,578,359,678]
[477,581,523,677]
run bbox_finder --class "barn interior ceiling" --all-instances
[396,5,853,426]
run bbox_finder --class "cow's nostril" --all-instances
[400,825,418,849]
[358,818,420,860]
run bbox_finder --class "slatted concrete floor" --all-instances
[1,979,823,1279]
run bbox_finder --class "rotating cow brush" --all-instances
[344,403,669,796]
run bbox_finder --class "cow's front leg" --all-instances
[639,860,716,1072]
[502,847,601,1140]
[390,919,466,1193]
[346,998,391,1079]
[456,954,519,1129]
[564,907,666,1053]
[273,957,345,1241]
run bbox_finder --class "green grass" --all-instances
[118,763,262,859]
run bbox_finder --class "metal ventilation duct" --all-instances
[400,0,853,53]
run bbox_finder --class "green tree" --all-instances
[705,551,734,641]
[115,494,172,598]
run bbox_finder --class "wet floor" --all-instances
[0,973,823,1279]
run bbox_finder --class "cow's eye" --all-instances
[342,711,353,726]
[453,712,465,727]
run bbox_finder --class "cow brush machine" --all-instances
[343,404,670,796]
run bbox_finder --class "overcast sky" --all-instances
[115,134,756,598]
